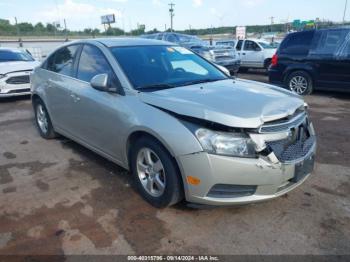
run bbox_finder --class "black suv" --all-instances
[269,28,350,95]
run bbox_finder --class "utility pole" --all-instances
[343,0,348,24]
[169,2,175,32]
[63,19,68,41]
[269,16,275,32]
[14,17,22,47]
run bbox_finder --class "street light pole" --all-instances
[343,0,348,24]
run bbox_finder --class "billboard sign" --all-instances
[101,14,115,24]
[236,26,246,39]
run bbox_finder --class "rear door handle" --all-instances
[242,53,246,55]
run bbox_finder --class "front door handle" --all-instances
[242,53,246,55]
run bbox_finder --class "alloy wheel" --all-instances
[136,148,166,197]
[289,76,308,95]
[36,104,49,134]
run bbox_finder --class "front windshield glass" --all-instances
[258,42,276,49]
[110,45,228,90]
[0,50,34,62]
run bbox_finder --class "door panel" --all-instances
[67,81,125,160]
[241,40,264,67]
[44,44,81,130]
[67,44,125,160]
[309,29,350,90]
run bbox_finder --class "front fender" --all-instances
[120,97,204,167]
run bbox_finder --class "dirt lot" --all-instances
[0,72,349,256]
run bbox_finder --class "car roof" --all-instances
[81,37,173,47]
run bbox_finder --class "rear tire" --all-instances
[285,71,313,96]
[130,136,183,208]
[33,99,57,139]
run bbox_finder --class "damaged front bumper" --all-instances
[176,114,317,206]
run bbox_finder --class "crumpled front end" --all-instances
[177,108,317,206]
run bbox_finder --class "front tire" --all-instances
[286,71,313,95]
[130,137,183,208]
[34,99,57,139]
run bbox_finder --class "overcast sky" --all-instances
[0,0,348,31]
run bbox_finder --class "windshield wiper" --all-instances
[137,83,176,91]
[178,78,226,87]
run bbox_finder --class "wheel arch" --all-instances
[283,66,315,86]
[125,129,186,193]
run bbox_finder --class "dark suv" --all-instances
[269,28,350,95]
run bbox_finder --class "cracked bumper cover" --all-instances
[176,141,316,206]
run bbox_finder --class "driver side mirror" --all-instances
[90,74,124,95]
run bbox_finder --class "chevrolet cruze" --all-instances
[31,38,317,208]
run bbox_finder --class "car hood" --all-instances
[139,79,304,129]
[0,61,40,74]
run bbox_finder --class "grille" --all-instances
[207,184,257,198]
[6,75,30,85]
[266,135,316,162]
[8,88,30,94]
[260,111,307,134]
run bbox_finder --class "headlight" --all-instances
[195,128,256,157]
[0,74,6,80]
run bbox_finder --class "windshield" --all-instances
[0,50,34,62]
[110,45,228,90]
[258,42,276,49]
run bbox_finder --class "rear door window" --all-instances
[280,31,314,56]
[310,29,350,58]
[47,45,80,76]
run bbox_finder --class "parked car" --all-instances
[141,33,241,75]
[233,39,277,71]
[269,28,350,95]
[31,38,316,208]
[215,39,237,48]
[0,48,40,97]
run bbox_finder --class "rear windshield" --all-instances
[0,49,35,62]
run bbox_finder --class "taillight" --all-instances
[271,53,278,66]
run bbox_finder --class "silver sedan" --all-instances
[31,38,316,208]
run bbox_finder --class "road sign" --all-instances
[101,14,115,25]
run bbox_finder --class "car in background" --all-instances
[141,33,240,75]
[215,39,237,48]
[234,39,277,72]
[31,38,316,208]
[269,28,350,95]
[0,48,40,97]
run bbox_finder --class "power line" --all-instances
[169,2,175,32]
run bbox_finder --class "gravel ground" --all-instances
[0,71,349,256]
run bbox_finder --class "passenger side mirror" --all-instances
[90,74,110,92]
[255,46,262,51]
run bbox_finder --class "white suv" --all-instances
[217,39,277,71]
